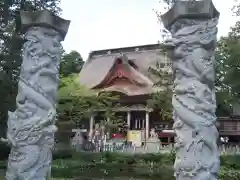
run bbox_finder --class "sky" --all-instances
[60,0,238,60]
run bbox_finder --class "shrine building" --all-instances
[78,44,174,144]
[78,43,240,145]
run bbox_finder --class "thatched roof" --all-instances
[79,44,170,96]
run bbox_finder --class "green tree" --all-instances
[146,43,234,119]
[154,0,238,117]
[215,21,240,110]
[57,74,121,131]
[147,50,173,120]
[0,0,62,136]
[215,38,233,116]
[60,50,84,77]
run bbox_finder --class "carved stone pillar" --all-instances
[5,10,70,180]
[127,111,131,128]
[89,115,95,139]
[145,111,149,140]
[161,1,220,179]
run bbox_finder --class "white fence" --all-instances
[70,141,240,154]
[219,144,240,155]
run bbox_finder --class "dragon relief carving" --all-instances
[170,18,220,179]
[5,27,63,180]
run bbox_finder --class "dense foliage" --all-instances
[216,22,240,102]
[52,152,240,179]
[147,51,173,120]
[213,20,240,115]
[1,151,240,179]
[0,1,87,136]
[0,0,62,137]
[152,1,240,117]
[57,74,122,131]
[13,152,240,179]
[60,51,84,77]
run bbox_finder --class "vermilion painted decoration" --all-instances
[95,58,137,89]
[104,59,132,85]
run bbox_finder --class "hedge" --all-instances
[1,150,240,179]
[51,151,240,179]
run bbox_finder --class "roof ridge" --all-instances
[88,43,163,59]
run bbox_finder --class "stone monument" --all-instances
[161,0,220,179]
[145,128,161,153]
[4,10,70,179]
[71,129,87,151]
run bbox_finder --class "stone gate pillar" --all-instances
[5,10,70,180]
[161,0,220,179]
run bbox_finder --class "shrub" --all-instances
[52,149,73,160]
[220,167,240,180]
[51,151,240,179]
[221,155,240,169]
[71,151,175,164]
[2,150,240,179]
